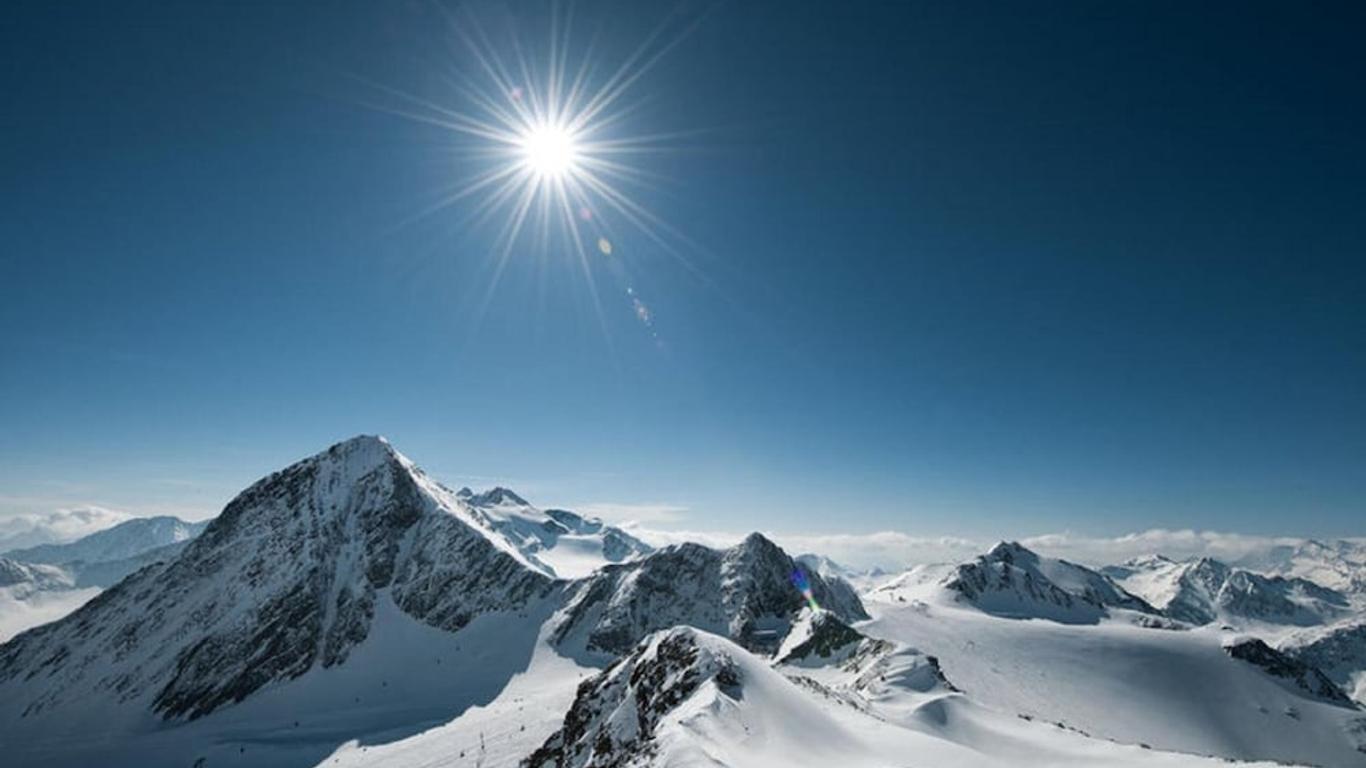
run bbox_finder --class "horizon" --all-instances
[3,431,1362,574]
[3,1,1364,547]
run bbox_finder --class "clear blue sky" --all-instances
[2,1,1363,539]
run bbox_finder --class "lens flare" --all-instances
[790,567,821,612]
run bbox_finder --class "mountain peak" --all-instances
[320,434,400,467]
[465,486,529,507]
[735,531,782,556]
[985,540,1037,563]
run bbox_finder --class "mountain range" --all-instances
[0,435,1364,767]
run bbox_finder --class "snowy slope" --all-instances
[1105,555,1352,627]
[527,625,1286,768]
[861,588,1366,766]
[456,487,652,578]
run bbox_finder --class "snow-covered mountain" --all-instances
[552,532,868,658]
[0,437,871,768]
[940,541,1158,623]
[1234,539,1366,599]
[2,515,208,566]
[794,552,889,591]
[0,436,556,727]
[456,487,652,578]
[1104,555,1352,627]
[0,507,134,553]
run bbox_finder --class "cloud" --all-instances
[0,506,134,552]
[0,586,103,642]
[576,503,690,525]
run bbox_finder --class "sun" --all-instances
[519,123,580,179]
[364,2,703,281]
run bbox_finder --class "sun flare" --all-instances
[519,123,580,179]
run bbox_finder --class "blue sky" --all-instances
[1,1,1363,541]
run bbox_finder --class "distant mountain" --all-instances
[553,533,868,658]
[1104,555,1351,626]
[1234,539,1366,598]
[2,515,211,593]
[941,541,1158,623]
[795,552,890,594]
[0,507,133,553]
[3,515,208,566]
[0,515,214,641]
[455,487,652,578]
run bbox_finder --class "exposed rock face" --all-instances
[553,533,868,657]
[1224,637,1356,707]
[525,627,743,768]
[0,436,554,720]
[943,541,1155,623]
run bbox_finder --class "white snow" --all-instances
[860,589,1366,766]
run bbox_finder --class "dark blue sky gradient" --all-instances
[2,1,1363,537]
